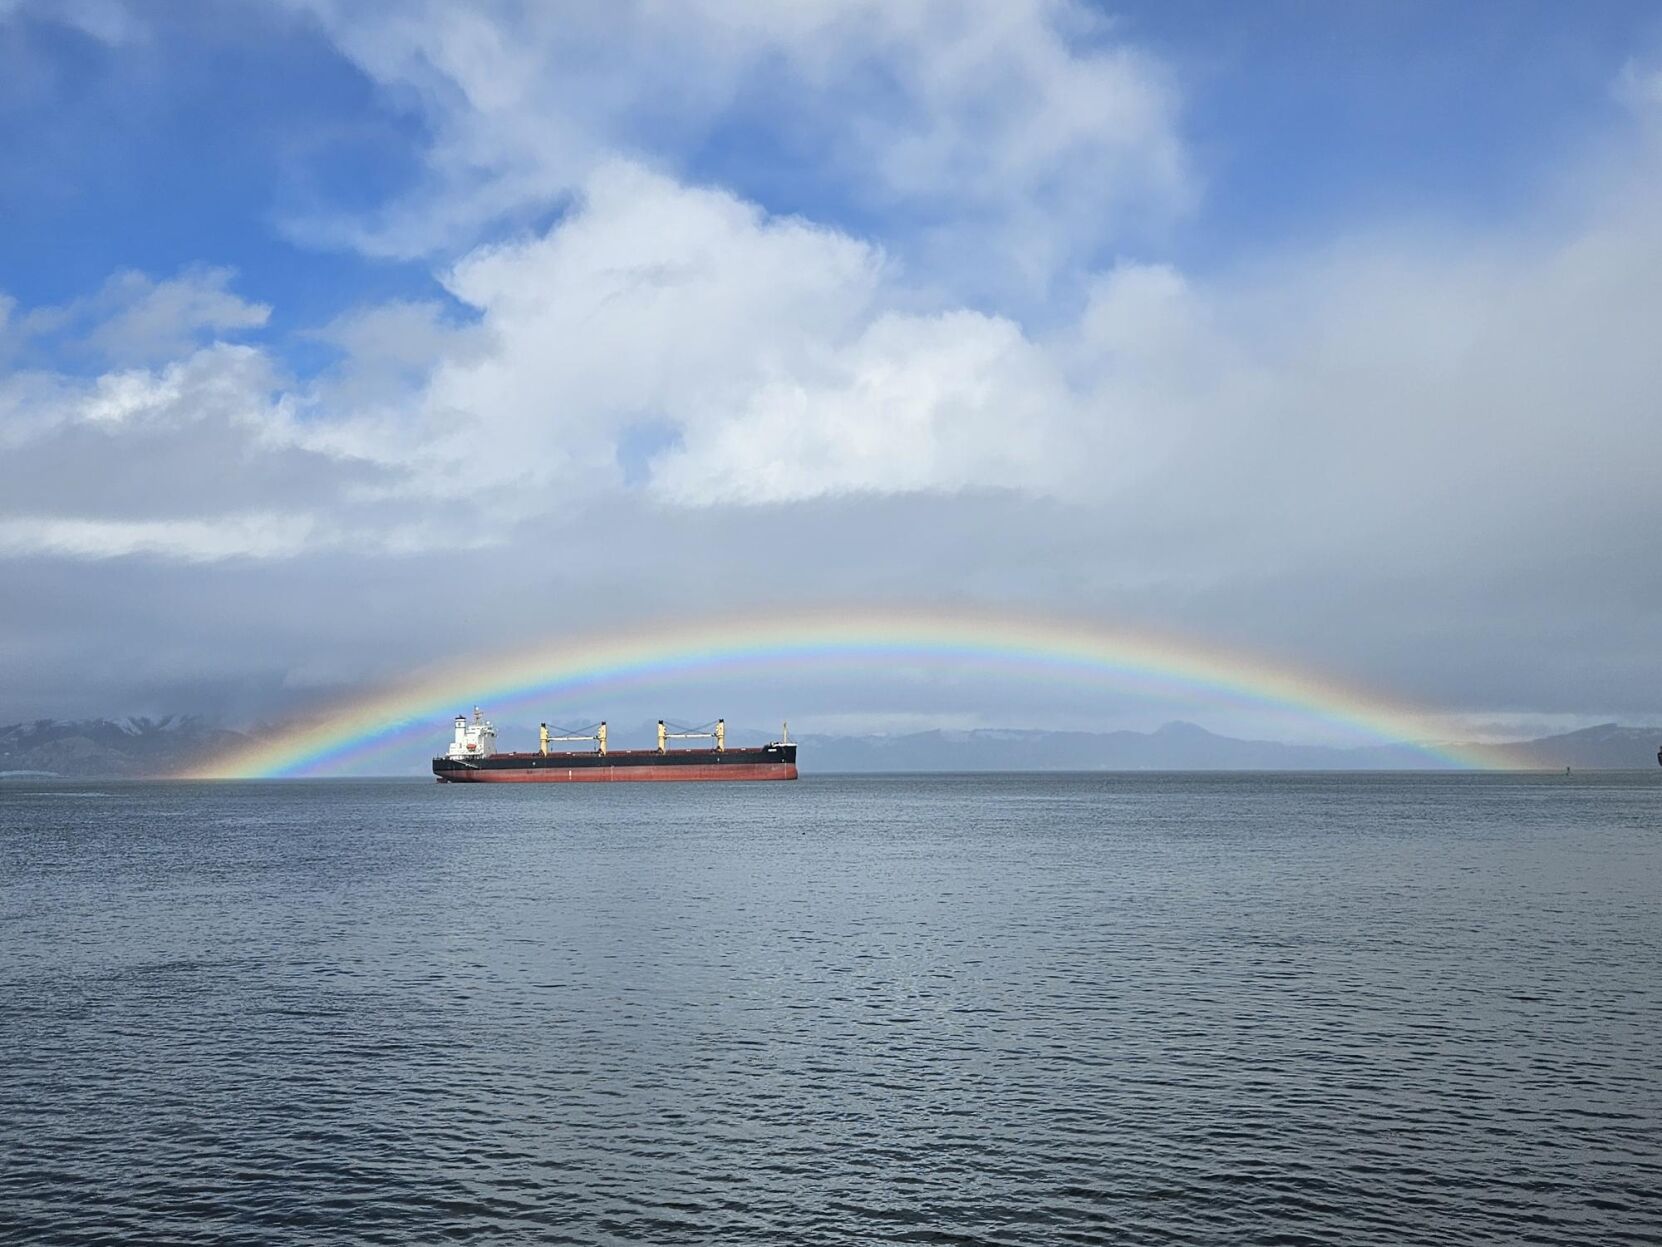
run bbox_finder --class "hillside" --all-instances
[0,718,251,779]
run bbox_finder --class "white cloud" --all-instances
[87,269,270,365]
[356,161,1134,508]
[653,309,1077,504]
[15,268,269,366]
[1,16,1657,670]
[76,342,280,427]
[0,514,317,561]
[0,333,380,561]
[0,340,283,449]
[0,368,76,448]
[306,299,484,423]
[283,0,1191,291]
[397,161,888,498]
[9,138,1662,564]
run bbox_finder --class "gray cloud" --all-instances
[2,6,1661,745]
[10,268,269,367]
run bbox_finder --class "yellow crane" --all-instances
[539,722,608,755]
[658,719,726,753]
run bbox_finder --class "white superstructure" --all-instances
[446,707,497,761]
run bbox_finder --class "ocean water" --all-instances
[1,772,1658,1245]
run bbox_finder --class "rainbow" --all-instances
[192,606,1504,777]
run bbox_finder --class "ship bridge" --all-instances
[446,707,497,761]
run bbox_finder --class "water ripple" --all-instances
[1,772,1659,1243]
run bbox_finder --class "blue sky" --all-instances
[1126,2,1662,253]
[3,1,1661,742]
[1,5,435,336]
[7,2,1657,322]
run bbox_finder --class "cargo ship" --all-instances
[432,708,798,783]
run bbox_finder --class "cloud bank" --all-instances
[2,2,1660,738]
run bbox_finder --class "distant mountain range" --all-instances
[797,720,1662,772]
[3,716,1659,778]
[0,717,250,779]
